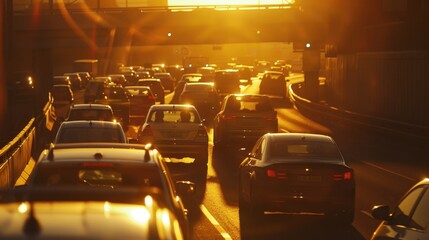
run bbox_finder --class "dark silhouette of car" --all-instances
[137,79,165,104]
[239,133,355,239]
[213,94,278,152]
[94,84,130,128]
[259,70,289,98]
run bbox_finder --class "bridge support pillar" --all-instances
[302,47,321,101]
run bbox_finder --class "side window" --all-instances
[391,186,425,226]
[409,187,429,230]
[252,137,266,160]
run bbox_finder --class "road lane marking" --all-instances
[200,205,232,240]
[362,161,417,182]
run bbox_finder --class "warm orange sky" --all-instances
[168,0,291,5]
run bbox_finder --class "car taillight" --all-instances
[220,114,237,120]
[267,169,288,179]
[197,126,208,137]
[147,95,154,100]
[333,171,353,181]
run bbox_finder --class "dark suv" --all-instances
[94,84,130,128]
[213,94,278,150]
[214,69,241,97]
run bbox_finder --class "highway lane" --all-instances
[74,75,428,239]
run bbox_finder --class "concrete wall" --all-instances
[325,51,429,126]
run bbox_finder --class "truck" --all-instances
[72,59,99,78]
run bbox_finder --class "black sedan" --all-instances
[239,133,355,239]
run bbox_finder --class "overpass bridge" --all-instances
[2,1,429,149]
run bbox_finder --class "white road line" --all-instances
[362,161,417,182]
[200,205,232,240]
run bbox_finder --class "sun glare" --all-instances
[169,0,289,6]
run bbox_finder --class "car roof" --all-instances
[148,104,196,111]
[38,143,158,165]
[264,70,283,75]
[57,120,122,129]
[266,133,336,144]
[226,93,270,99]
[138,78,161,83]
[0,187,182,239]
[70,104,113,110]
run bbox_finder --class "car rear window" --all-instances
[148,110,199,123]
[271,141,342,160]
[226,96,273,112]
[56,127,125,143]
[183,84,214,92]
[33,165,162,188]
[126,88,152,97]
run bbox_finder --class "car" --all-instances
[179,73,203,83]
[24,142,195,239]
[137,79,165,104]
[0,187,186,240]
[124,86,156,120]
[63,72,83,90]
[52,75,72,87]
[214,69,241,97]
[94,84,130,128]
[50,84,74,120]
[7,71,35,101]
[108,74,128,86]
[137,104,209,204]
[371,178,429,240]
[153,72,176,92]
[178,82,220,122]
[65,103,115,122]
[83,78,110,103]
[259,70,289,98]
[239,133,355,239]
[213,94,278,151]
[171,73,203,104]
[53,120,127,144]
[76,71,93,86]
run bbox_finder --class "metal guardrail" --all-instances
[289,83,429,142]
[0,97,55,188]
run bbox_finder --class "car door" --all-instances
[375,186,429,240]
[240,137,265,201]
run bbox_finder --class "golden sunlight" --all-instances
[169,0,290,6]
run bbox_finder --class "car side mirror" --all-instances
[175,181,196,197]
[371,205,391,221]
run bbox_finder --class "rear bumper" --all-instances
[155,142,208,159]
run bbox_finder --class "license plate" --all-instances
[297,175,322,183]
